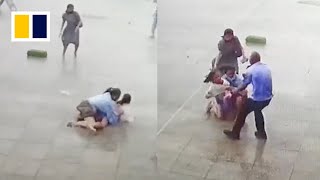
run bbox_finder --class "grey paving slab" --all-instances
[206,161,251,180]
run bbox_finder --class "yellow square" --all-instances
[14,14,29,38]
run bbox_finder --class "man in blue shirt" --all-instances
[71,88,121,132]
[224,52,273,140]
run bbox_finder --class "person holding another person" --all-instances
[68,88,121,132]
[224,51,273,140]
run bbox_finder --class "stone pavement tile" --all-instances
[19,127,57,144]
[25,117,62,129]
[0,140,16,155]
[156,150,180,171]
[116,168,156,180]
[53,127,90,147]
[157,133,191,152]
[303,122,320,137]
[0,118,29,128]
[1,157,41,176]
[0,127,24,140]
[81,148,119,169]
[117,153,155,173]
[0,174,35,180]
[300,136,320,152]
[36,160,80,177]
[247,163,293,180]
[74,173,115,180]
[253,148,299,168]
[44,144,85,164]
[289,170,319,180]
[170,154,211,178]
[35,175,73,180]
[265,134,303,152]
[210,139,257,164]
[73,164,116,180]
[293,151,320,172]
[0,154,7,167]
[206,161,251,180]
[7,142,50,160]
[157,133,192,171]
[267,119,309,135]
[158,170,202,180]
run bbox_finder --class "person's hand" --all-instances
[231,88,238,94]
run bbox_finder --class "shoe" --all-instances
[223,130,240,140]
[66,122,73,127]
[255,131,267,140]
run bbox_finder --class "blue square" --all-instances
[32,15,47,38]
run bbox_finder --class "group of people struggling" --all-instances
[67,88,133,132]
[204,28,273,140]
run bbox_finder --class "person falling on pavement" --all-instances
[68,88,121,132]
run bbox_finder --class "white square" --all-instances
[11,11,50,42]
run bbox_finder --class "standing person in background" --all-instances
[213,28,244,74]
[224,52,273,140]
[59,4,83,57]
[150,0,157,38]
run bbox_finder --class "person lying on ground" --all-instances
[67,87,121,132]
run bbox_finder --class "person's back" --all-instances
[246,62,273,101]
[88,92,119,124]
[88,93,113,110]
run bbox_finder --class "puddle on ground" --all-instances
[298,0,320,7]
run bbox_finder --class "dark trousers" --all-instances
[232,97,271,135]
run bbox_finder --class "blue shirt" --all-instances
[88,93,119,125]
[242,62,273,101]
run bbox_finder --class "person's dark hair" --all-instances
[225,66,236,72]
[66,4,74,13]
[103,87,113,94]
[224,28,234,36]
[118,93,131,105]
[249,51,261,65]
[105,88,121,101]
[251,51,261,62]
[204,68,222,83]
[67,4,74,9]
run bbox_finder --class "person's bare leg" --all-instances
[93,118,108,130]
[74,44,79,57]
[63,44,68,56]
[85,117,97,132]
[74,120,88,128]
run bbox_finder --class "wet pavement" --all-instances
[158,0,320,179]
[1,0,320,179]
[0,0,157,179]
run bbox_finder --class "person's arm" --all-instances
[75,12,83,32]
[205,84,214,99]
[233,36,243,57]
[233,72,252,93]
[59,14,66,37]
[218,40,225,52]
